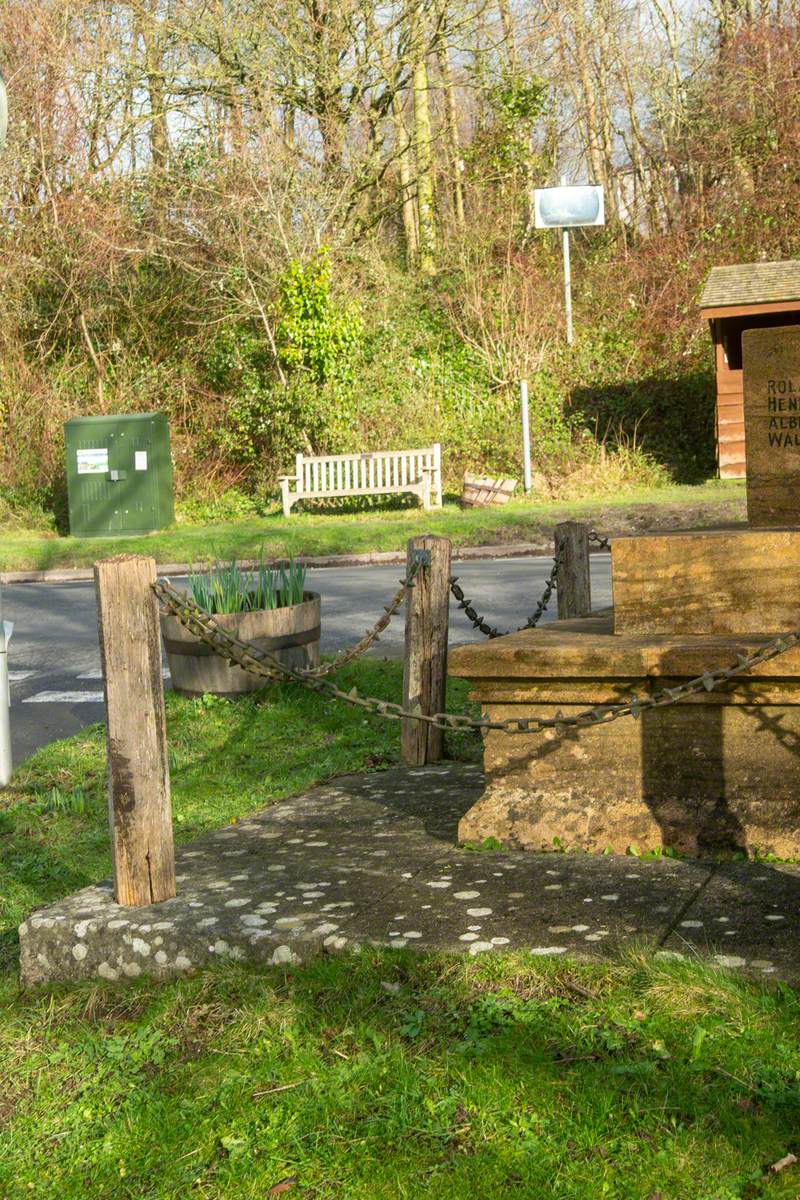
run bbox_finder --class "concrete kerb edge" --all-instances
[1,539,612,585]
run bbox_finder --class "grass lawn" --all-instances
[2,951,799,1198]
[0,480,747,573]
[1,655,799,1198]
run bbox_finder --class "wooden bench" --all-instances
[279,444,443,517]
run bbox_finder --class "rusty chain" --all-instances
[589,530,611,551]
[448,539,564,639]
[447,578,506,639]
[153,577,800,739]
[306,559,419,677]
[161,559,420,682]
[517,542,563,630]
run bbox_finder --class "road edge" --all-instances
[0,538,608,584]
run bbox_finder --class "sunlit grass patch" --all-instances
[0,480,746,572]
[0,949,798,1198]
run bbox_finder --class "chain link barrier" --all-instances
[160,559,420,683]
[304,559,419,677]
[589,530,611,551]
[153,569,800,740]
[448,539,564,639]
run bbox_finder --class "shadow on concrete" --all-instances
[332,761,483,844]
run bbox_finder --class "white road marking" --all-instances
[9,671,34,682]
[23,691,105,704]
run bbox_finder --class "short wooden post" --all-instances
[95,555,176,907]
[555,521,591,620]
[402,535,451,766]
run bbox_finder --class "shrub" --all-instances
[175,489,263,526]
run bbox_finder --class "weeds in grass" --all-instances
[30,786,91,815]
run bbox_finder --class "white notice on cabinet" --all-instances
[76,448,109,474]
[134,451,148,470]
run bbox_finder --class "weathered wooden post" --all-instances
[555,521,591,619]
[402,535,451,766]
[95,555,175,907]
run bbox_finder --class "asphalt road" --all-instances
[1,555,612,766]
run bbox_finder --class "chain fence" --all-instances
[449,539,564,639]
[589,530,612,551]
[153,552,800,741]
[292,559,419,679]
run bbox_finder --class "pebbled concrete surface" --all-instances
[19,763,800,987]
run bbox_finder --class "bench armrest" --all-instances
[278,474,297,483]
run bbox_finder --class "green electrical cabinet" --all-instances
[64,413,174,537]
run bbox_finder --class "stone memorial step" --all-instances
[611,527,800,635]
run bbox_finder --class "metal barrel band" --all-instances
[163,624,322,656]
[152,578,800,739]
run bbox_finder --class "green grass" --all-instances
[2,650,799,1198]
[1,951,799,1198]
[0,481,747,572]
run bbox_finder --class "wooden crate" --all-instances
[461,473,516,507]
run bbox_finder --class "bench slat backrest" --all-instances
[295,445,439,495]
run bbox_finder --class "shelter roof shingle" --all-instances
[701,260,800,309]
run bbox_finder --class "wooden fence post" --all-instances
[555,521,591,620]
[402,535,451,766]
[95,555,176,907]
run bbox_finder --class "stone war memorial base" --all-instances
[450,525,800,860]
[450,615,800,858]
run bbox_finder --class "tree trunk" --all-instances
[437,37,465,228]
[394,95,420,264]
[141,0,170,168]
[572,0,606,189]
[411,6,436,275]
[497,0,519,72]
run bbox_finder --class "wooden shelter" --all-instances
[700,260,800,478]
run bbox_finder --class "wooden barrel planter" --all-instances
[161,591,321,697]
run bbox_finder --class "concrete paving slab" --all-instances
[661,861,800,980]
[359,850,715,959]
[18,764,800,987]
